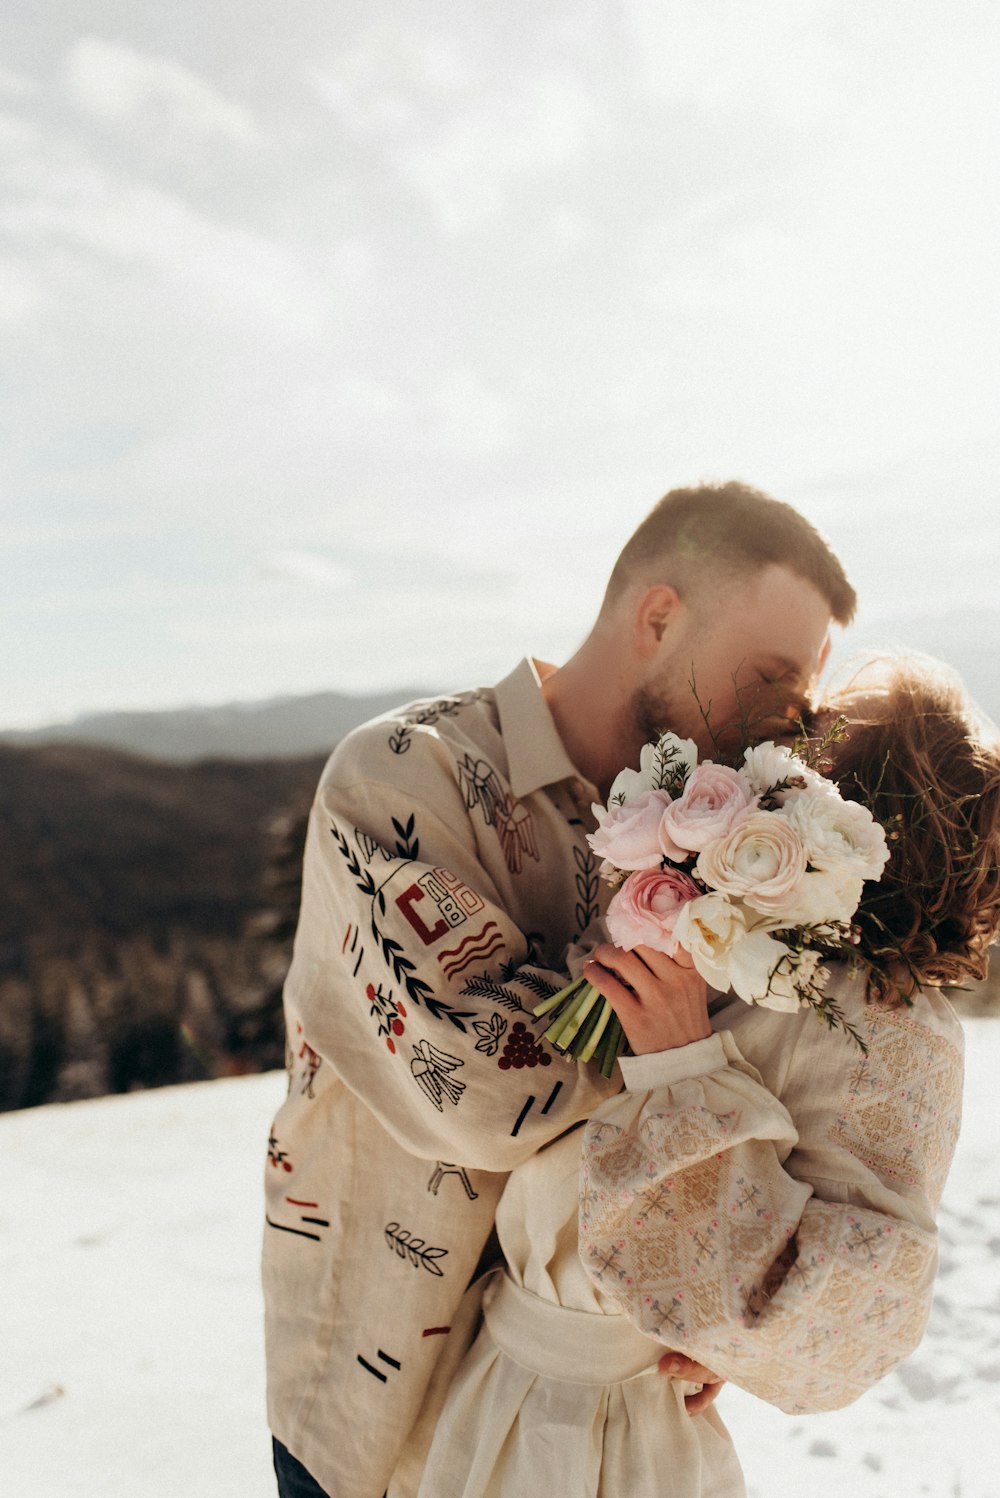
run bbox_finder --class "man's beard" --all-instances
[631,679,806,758]
[631,680,706,752]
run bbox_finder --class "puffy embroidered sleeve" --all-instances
[579,1016,963,1413]
[285,717,616,1171]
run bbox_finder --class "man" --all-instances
[264,480,856,1497]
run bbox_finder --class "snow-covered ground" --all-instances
[2,1020,998,1497]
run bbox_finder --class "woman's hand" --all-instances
[658,1353,726,1414]
[582,943,711,1054]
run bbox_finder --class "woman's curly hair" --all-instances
[821,654,1000,999]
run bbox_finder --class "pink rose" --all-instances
[588,789,678,870]
[659,761,757,854]
[606,866,701,954]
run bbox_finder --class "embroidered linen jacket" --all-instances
[580,977,964,1414]
[263,659,619,1497]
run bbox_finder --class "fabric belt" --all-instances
[482,1273,664,1386]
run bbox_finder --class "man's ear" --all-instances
[634,584,683,656]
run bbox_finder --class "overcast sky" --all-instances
[3,1,998,727]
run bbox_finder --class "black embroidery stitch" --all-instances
[459,974,533,1014]
[330,820,475,1031]
[427,1161,479,1200]
[384,1222,449,1276]
[391,812,420,861]
[411,1039,466,1110]
[387,694,483,755]
[573,845,600,935]
[472,1013,507,1055]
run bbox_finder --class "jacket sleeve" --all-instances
[285,722,618,1171]
[578,1018,963,1413]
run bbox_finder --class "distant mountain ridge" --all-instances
[0,687,430,762]
[4,603,999,764]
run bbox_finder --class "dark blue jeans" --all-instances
[272,1439,331,1498]
[272,1439,388,1498]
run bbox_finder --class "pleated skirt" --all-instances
[415,1275,747,1498]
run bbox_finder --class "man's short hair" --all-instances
[603,480,857,624]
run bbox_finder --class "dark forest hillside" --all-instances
[0,743,321,1111]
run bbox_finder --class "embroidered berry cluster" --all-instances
[497,1021,552,1070]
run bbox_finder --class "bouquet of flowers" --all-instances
[533,729,890,1076]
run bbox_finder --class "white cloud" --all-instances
[0,65,37,98]
[0,251,44,324]
[0,155,324,341]
[0,110,41,154]
[394,70,601,231]
[312,22,602,231]
[65,37,259,146]
[261,551,353,589]
[623,1,853,126]
[309,23,473,137]
[426,369,513,455]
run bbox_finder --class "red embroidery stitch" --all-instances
[396,884,449,945]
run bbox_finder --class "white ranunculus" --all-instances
[774,867,865,926]
[695,811,808,916]
[674,893,747,989]
[604,732,698,809]
[728,929,824,1011]
[606,741,659,806]
[781,787,890,881]
[741,742,830,800]
[650,730,699,788]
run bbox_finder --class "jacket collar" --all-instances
[494,657,595,802]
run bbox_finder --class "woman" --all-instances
[408,656,1000,1498]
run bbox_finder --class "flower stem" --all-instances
[532,978,584,1020]
[552,985,601,1049]
[597,1013,625,1078]
[577,998,612,1064]
[533,977,630,1073]
[540,985,589,1047]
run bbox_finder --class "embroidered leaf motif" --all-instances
[391,812,420,862]
[384,1222,449,1276]
[493,953,559,1004]
[388,693,483,756]
[459,974,533,1014]
[519,970,561,1002]
[473,1013,507,1056]
[330,818,475,1031]
[572,845,600,934]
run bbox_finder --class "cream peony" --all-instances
[606,866,701,954]
[673,893,748,989]
[695,812,808,916]
[659,761,758,853]
[728,929,825,1011]
[781,787,890,881]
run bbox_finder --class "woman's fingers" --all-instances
[588,944,655,995]
[683,1380,724,1416]
[659,1352,726,1413]
[590,943,691,999]
[659,1352,721,1384]
[582,959,642,1018]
